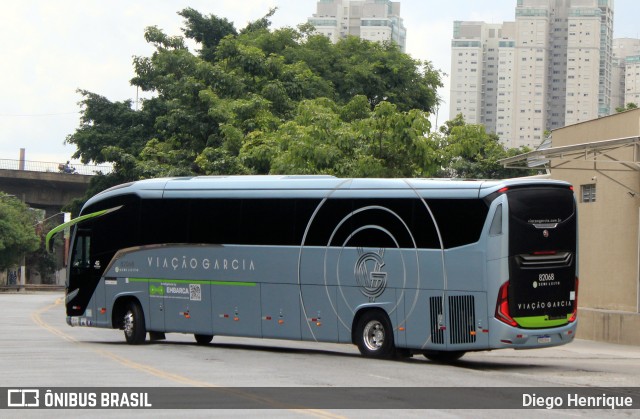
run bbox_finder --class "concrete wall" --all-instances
[578,309,640,346]
[550,109,640,345]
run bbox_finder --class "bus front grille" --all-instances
[449,295,476,344]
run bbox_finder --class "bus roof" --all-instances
[85,175,571,207]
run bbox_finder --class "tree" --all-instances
[26,248,57,284]
[0,193,39,270]
[434,114,536,179]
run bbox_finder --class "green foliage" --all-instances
[435,114,536,179]
[68,90,154,165]
[24,214,66,283]
[26,245,57,284]
[0,193,39,270]
[178,7,237,62]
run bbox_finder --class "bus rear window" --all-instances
[507,187,576,256]
[507,187,575,227]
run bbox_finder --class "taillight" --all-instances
[569,277,578,323]
[495,281,518,327]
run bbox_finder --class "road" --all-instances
[1,292,639,418]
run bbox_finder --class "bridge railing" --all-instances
[0,159,112,176]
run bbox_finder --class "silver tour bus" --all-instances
[49,176,578,361]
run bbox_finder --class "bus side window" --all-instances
[189,199,242,245]
[141,199,188,245]
[489,204,503,236]
[426,199,489,248]
[239,199,297,245]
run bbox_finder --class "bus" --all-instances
[48,176,578,361]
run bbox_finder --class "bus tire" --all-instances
[194,334,213,345]
[123,301,146,345]
[355,310,395,359]
[423,351,465,363]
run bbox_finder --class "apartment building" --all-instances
[308,0,407,52]
[611,38,640,109]
[612,39,640,110]
[450,0,614,149]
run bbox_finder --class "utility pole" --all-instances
[19,193,28,292]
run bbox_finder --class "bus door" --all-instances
[67,228,104,319]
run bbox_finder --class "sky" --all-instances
[2,0,639,163]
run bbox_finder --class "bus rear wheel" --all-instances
[194,334,213,345]
[123,301,146,345]
[355,311,395,359]
[423,351,465,363]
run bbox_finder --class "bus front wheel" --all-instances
[355,310,395,359]
[123,301,146,345]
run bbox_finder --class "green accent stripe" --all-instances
[129,277,256,287]
[514,315,570,328]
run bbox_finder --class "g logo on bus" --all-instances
[354,249,388,302]
[543,229,549,238]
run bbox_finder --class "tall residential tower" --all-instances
[450,0,614,148]
[308,0,407,52]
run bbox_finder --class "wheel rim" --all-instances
[363,320,385,351]
[124,310,134,337]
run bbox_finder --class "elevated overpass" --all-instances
[0,158,111,216]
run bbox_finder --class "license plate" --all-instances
[537,336,551,344]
